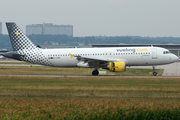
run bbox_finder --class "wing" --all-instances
[69,53,127,68]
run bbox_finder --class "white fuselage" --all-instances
[5,22,178,75]
[38,46,178,67]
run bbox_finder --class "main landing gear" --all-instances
[153,66,157,76]
[92,69,99,76]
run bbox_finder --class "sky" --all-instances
[0,0,180,37]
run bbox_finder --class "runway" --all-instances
[128,62,180,77]
[0,74,180,78]
[0,60,180,78]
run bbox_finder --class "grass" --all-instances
[1,76,180,90]
[0,65,177,119]
[0,76,180,100]
[0,66,163,76]
[0,98,180,119]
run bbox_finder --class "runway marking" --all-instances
[0,74,180,78]
[166,73,180,75]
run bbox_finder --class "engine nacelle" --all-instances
[108,62,126,72]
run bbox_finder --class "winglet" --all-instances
[69,53,75,58]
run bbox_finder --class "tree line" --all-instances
[0,34,180,50]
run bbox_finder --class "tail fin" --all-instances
[6,22,37,51]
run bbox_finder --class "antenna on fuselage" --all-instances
[151,44,153,47]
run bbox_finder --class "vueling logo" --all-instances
[136,48,148,52]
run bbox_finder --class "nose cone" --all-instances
[172,55,178,62]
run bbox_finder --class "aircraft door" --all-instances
[152,48,157,59]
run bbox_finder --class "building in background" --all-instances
[26,24,43,35]
[0,22,2,34]
[26,22,73,36]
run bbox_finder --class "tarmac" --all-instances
[128,62,180,77]
[0,59,180,77]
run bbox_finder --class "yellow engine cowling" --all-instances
[109,62,126,72]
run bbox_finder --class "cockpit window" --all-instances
[163,51,171,54]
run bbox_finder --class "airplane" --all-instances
[0,22,178,76]
[0,56,6,59]
[0,49,9,60]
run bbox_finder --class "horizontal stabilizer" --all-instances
[2,51,25,58]
[0,56,6,59]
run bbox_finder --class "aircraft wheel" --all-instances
[153,72,157,76]
[92,70,99,76]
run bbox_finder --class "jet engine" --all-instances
[108,62,126,72]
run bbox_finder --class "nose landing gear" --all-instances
[153,66,157,76]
